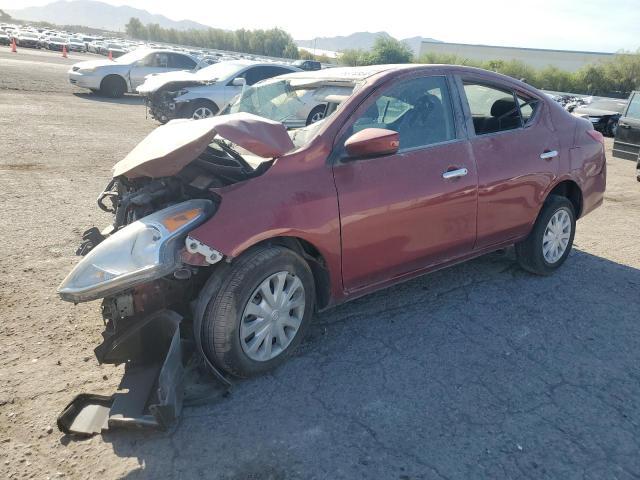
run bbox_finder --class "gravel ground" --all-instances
[1,47,639,480]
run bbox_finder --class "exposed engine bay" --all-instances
[144,80,213,123]
[101,139,269,232]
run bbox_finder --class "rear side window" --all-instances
[243,66,293,85]
[170,54,196,69]
[463,83,522,135]
[626,93,640,120]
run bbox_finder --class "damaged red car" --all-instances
[57,65,606,434]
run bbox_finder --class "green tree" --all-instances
[368,37,414,64]
[340,48,371,66]
[125,17,147,40]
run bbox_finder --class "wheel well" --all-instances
[245,236,331,310]
[548,180,583,217]
[100,74,126,90]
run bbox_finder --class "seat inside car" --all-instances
[480,97,522,134]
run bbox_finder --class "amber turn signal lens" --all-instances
[162,208,201,232]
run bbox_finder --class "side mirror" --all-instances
[344,128,399,160]
[231,77,246,87]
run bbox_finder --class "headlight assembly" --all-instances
[78,67,97,73]
[57,199,214,303]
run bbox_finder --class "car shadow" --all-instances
[61,248,640,479]
[72,92,144,105]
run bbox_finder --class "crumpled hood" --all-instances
[136,70,210,95]
[112,112,295,179]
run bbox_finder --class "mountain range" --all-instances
[7,1,439,55]
[6,0,209,32]
[296,32,441,54]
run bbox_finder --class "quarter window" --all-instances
[463,83,522,135]
[517,94,540,125]
[349,76,456,150]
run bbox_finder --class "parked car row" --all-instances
[69,50,333,127]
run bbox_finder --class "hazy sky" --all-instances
[4,0,640,52]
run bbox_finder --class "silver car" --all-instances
[68,48,199,98]
[136,60,300,123]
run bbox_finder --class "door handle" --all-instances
[540,150,558,160]
[442,168,468,179]
[619,123,631,129]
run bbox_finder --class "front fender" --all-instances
[188,143,344,302]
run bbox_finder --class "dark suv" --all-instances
[293,59,322,71]
[613,91,640,167]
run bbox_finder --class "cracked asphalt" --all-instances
[1,48,639,480]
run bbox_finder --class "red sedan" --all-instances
[59,64,606,389]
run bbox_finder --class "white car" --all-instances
[137,60,300,123]
[68,48,199,98]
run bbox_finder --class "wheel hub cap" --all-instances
[240,271,305,362]
[542,208,572,263]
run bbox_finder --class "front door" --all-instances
[332,75,478,291]
[129,52,172,90]
[613,91,640,161]
[458,79,560,249]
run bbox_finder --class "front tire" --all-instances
[189,100,218,120]
[100,75,127,98]
[306,105,326,125]
[515,195,576,275]
[201,245,315,378]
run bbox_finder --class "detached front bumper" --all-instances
[57,310,186,435]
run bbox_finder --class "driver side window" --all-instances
[141,53,169,68]
[350,76,456,151]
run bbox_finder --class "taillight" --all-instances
[586,129,604,146]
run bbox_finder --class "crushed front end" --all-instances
[55,113,291,435]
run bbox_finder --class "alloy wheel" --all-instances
[192,107,215,120]
[310,111,324,123]
[240,271,306,362]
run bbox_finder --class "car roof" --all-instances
[278,64,402,82]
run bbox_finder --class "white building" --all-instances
[419,40,614,72]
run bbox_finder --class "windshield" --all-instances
[115,48,152,64]
[49,37,65,42]
[227,77,356,121]
[21,33,39,39]
[194,62,246,81]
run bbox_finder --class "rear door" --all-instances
[613,92,640,160]
[458,77,560,249]
[129,52,171,90]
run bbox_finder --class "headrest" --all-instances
[491,98,517,117]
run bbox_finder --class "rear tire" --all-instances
[100,75,127,98]
[515,195,576,275]
[201,245,315,378]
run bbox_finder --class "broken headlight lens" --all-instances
[57,199,214,303]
